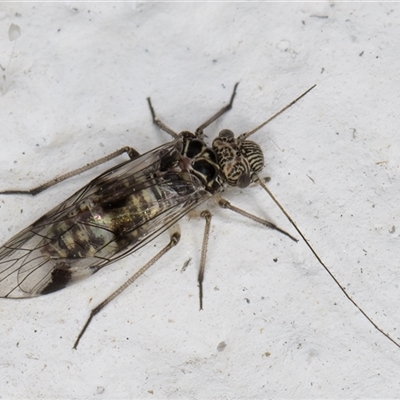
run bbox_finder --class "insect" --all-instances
[0,84,398,350]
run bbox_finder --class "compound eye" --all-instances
[218,129,234,139]
[237,173,251,188]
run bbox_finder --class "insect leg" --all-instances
[198,210,212,310]
[147,97,179,139]
[0,146,140,196]
[216,197,298,242]
[73,226,181,349]
[195,83,239,138]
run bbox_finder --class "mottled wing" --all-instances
[0,139,211,298]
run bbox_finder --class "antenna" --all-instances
[240,84,316,140]
[255,176,400,350]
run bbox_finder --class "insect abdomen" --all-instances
[44,188,164,260]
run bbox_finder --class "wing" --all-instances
[0,139,212,298]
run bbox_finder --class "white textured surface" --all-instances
[0,3,399,399]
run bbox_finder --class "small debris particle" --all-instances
[306,174,315,184]
[181,258,191,273]
[217,341,227,352]
[97,386,105,394]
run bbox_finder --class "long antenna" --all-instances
[257,177,400,349]
[240,84,317,140]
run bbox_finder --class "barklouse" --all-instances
[0,83,397,350]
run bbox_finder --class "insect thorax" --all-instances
[212,129,264,188]
[179,132,225,193]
